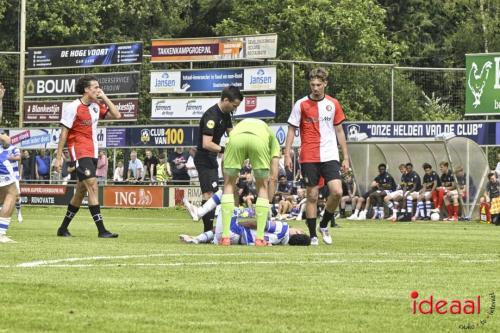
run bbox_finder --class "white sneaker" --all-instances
[318,227,332,245]
[17,210,23,223]
[358,211,367,220]
[347,213,358,220]
[179,234,199,244]
[0,234,16,243]
[183,197,199,221]
[310,237,319,246]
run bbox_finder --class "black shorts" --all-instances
[301,160,341,187]
[195,163,219,194]
[76,157,98,181]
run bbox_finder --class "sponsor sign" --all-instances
[10,128,106,149]
[25,72,140,98]
[103,98,138,121]
[129,126,197,147]
[106,128,128,147]
[23,99,138,123]
[465,53,500,116]
[168,186,203,207]
[151,95,276,120]
[23,101,63,123]
[150,66,276,93]
[151,34,277,62]
[28,42,143,69]
[344,122,497,145]
[103,186,164,208]
[19,185,73,206]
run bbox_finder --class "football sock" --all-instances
[198,190,222,217]
[446,205,453,218]
[89,205,106,234]
[195,230,214,243]
[306,218,317,238]
[0,217,10,234]
[60,204,80,230]
[220,194,234,238]
[425,201,432,217]
[320,209,334,229]
[255,197,269,240]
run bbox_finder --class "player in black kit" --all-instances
[192,86,243,232]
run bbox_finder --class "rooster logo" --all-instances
[468,61,493,108]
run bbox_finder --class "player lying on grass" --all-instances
[0,133,19,243]
[179,210,311,246]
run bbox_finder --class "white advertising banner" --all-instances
[151,95,276,120]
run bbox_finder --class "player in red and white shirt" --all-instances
[54,75,121,238]
[284,67,349,245]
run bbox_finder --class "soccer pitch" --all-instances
[0,207,498,333]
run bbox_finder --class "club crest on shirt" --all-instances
[326,105,333,112]
[207,120,215,129]
[92,106,98,114]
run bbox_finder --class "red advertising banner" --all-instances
[103,186,164,208]
[151,34,277,62]
[19,184,73,205]
[24,99,139,123]
[24,101,63,123]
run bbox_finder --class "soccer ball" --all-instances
[430,212,440,221]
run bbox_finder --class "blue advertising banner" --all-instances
[28,42,143,69]
[150,66,276,93]
[128,127,198,147]
[344,122,497,145]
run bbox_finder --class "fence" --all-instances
[0,52,467,127]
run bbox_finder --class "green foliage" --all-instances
[214,0,401,63]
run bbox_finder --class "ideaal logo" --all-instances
[410,291,496,330]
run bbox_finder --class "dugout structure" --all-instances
[348,136,489,219]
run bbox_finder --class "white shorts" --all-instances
[387,189,403,200]
[0,175,15,188]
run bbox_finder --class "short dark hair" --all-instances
[422,163,432,170]
[378,163,386,169]
[488,172,496,180]
[288,234,311,246]
[406,163,413,168]
[76,75,98,95]
[220,86,243,102]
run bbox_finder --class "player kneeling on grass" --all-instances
[219,118,281,247]
[0,133,19,243]
[181,198,310,246]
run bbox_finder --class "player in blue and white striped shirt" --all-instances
[4,143,22,222]
[180,193,310,246]
[0,133,20,243]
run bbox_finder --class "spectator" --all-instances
[339,173,359,218]
[217,152,223,184]
[143,149,159,183]
[127,150,143,183]
[186,147,199,182]
[35,149,50,183]
[495,153,500,178]
[482,172,500,225]
[20,150,34,182]
[113,161,124,183]
[156,153,171,185]
[168,147,189,185]
[51,149,71,185]
[96,150,108,184]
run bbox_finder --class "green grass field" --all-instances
[0,206,499,333]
